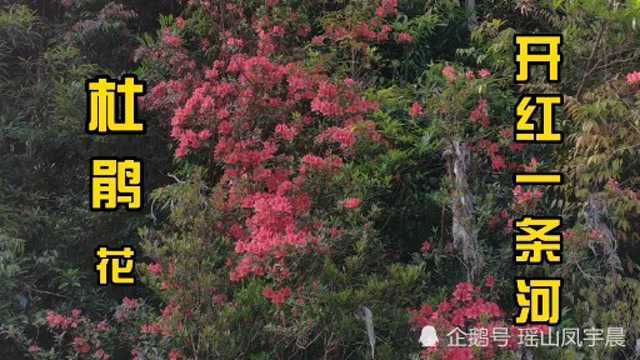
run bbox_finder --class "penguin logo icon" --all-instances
[419,326,439,347]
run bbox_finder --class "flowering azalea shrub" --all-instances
[132,2,482,356]
[29,298,181,360]
[141,0,386,289]
[409,281,519,360]
[5,1,640,360]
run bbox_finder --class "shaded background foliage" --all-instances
[1,0,639,359]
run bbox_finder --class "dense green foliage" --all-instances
[1,1,639,359]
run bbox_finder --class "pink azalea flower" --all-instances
[421,241,431,255]
[343,197,362,209]
[478,68,492,78]
[626,71,640,85]
[396,32,414,43]
[485,275,495,288]
[72,336,91,354]
[442,65,457,82]
[409,101,423,118]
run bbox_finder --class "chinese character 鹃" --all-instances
[91,158,142,210]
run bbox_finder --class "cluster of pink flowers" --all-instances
[311,0,414,48]
[442,65,457,82]
[396,32,414,43]
[46,309,81,329]
[626,71,640,85]
[478,69,492,78]
[72,336,91,354]
[342,197,362,209]
[263,286,292,305]
[44,307,114,359]
[299,154,343,175]
[143,0,383,300]
[512,185,543,210]
[275,123,299,142]
[148,262,162,275]
[114,297,141,322]
[474,139,507,171]
[409,101,423,118]
[465,69,492,80]
[469,99,490,128]
[606,178,640,200]
[376,0,398,17]
[140,302,183,337]
[162,29,183,48]
[409,281,515,359]
[420,240,431,255]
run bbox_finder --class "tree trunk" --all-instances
[586,193,622,274]
[445,139,483,282]
[464,0,478,30]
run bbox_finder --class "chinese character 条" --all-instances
[514,216,562,264]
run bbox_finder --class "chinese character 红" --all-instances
[86,75,145,134]
[91,158,142,210]
[95,246,135,285]
[515,94,563,143]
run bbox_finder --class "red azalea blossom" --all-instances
[175,16,185,29]
[626,71,640,85]
[162,32,182,48]
[275,123,298,141]
[72,336,91,354]
[169,349,183,360]
[512,185,543,210]
[46,310,75,329]
[396,32,414,43]
[410,281,512,360]
[375,0,398,17]
[141,323,163,335]
[442,65,457,82]
[485,275,495,288]
[409,101,423,118]
[311,35,325,46]
[95,349,110,360]
[148,262,162,275]
[563,229,576,241]
[478,68,492,78]
[343,197,362,209]
[523,157,540,172]
[145,5,384,283]
[421,240,431,255]
[122,297,140,310]
[96,320,110,332]
[263,286,292,305]
[469,99,489,128]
